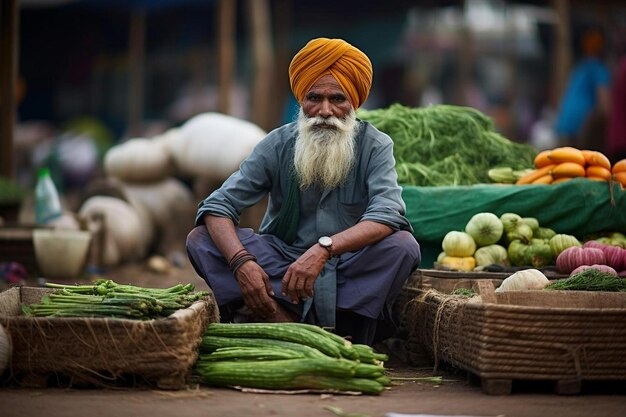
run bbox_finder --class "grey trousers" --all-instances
[186,226,420,344]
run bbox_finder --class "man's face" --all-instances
[301,74,354,123]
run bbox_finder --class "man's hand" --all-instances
[234,260,276,318]
[281,245,329,304]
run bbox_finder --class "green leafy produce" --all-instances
[545,268,626,291]
[357,104,536,186]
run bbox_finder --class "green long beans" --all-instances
[22,279,209,319]
[357,104,536,186]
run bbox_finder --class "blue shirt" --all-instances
[556,58,610,137]
[195,119,413,325]
[196,119,413,245]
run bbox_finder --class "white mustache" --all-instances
[303,115,347,130]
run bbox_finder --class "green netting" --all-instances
[402,179,626,267]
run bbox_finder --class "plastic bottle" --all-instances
[35,167,62,225]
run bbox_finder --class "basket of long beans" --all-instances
[0,281,220,389]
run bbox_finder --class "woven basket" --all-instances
[406,282,626,382]
[0,286,220,389]
[394,269,508,331]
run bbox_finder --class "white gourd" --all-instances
[495,268,550,292]
[153,127,182,156]
[166,112,266,180]
[104,138,174,183]
[78,196,153,266]
[119,177,194,232]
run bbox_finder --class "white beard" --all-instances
[294,108,358,190]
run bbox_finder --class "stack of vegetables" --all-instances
[437,212,626,276]
[357,104,536,186]
[555,236,626,276]
[475,239,626,293]
[194,323,390,395]
[541,235,626,291]
[21,279,209,319]
[538,231,626,291]
[438,211,583,271]
[514,147,626,187]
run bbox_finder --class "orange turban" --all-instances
[289,38,373,109]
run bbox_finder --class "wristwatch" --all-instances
[318,236,333,257]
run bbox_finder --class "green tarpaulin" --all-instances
[402,179,626,268]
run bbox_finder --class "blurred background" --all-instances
[2,0,626,203]
[1,0,626,279]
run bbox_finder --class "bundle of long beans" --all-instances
[357,104,537,186]
[21,279,209,319]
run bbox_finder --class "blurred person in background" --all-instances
[555,29,611,151]
[608,56,626,161]
[186,38,420,345]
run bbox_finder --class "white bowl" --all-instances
[33,229,92,278]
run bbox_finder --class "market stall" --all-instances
[357,102,626,394]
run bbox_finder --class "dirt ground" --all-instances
[2,257,626,417]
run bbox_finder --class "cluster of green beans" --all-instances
[22,279,209,319]
[357,104,537,186]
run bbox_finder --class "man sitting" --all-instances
[186,38,420,345]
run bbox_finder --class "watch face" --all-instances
[318,236,332,247]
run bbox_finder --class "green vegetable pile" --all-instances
[545,269,626,292]
[357,104,537,186]
[22,279,209,319]
[194,322,391,395]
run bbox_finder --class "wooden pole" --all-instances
[128,7,146,137]
[551,0,571,109]
[246,0,274,130]
[457,25,473,107]
[272,0,292,127]
[217,0,236,115]
[0,0,19,179]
